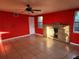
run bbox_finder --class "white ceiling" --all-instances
[0,0,79,15]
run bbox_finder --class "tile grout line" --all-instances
[9,42,23,59]
[10,40,39,59]
[2,42,9,59]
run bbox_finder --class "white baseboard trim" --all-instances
[36,33,43,36]
[3,34,31,42]
[2,34,43,42]
[70,42,79,46]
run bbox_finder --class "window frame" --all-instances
[37,16,43,28]
[73,11,79,33]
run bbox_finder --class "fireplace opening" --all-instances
[53,27,58,38]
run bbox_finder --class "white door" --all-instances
[29,17,35,34]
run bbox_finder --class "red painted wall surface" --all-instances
[0,11,29,39]
[35,9,79,44]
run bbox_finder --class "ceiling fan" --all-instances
[25,4,41,13]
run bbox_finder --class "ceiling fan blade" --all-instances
[30,10,34,13]
[32,9,41,11]
[25,4,41,13]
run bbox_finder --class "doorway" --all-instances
[29,17,35,34]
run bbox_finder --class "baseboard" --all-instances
[3,34,31,42]
[36,33,43,36]
[70,42,79,46]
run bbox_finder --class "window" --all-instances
[38,16,43,28]
[73,11,79,33]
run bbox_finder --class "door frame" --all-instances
[29,17,35,34]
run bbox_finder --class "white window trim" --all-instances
[73,11,79,33]
[38,16,43,28]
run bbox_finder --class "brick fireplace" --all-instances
[43,23,70,43]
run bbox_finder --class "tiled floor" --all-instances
[0,35,79,59]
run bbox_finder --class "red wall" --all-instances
[0,11,29,39]
[35,8,79,44]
